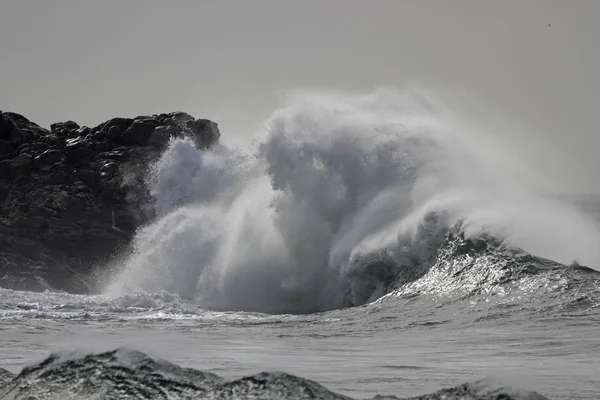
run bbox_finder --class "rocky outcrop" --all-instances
[0,110,220,293]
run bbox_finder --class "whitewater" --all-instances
[2,88,600,399]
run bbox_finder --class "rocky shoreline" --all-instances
[0,110,219,293]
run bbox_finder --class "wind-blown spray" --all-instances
[105,88,600,313]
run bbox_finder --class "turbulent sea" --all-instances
[1,89,600,399]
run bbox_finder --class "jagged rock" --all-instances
[0,140,14,158]
[0,110,220,293]
[96,150,128,160]
[34,149,63,166]
[0,161,13,180]
[11,152,33,167]
[64,138,94,166]
[31,142,50,152]
[78,126,90,134]
[0,112,23,142]
[40,133,62,148]
[77,169,100,188]
[186,119,220,148]
[13,175,31,186]
[99,161,119,175]
[100,118,133,141]
[121,119,155,145]
[7,153,33,178]
[106,125,122,141]
[2,113,49,144]
[45,171,68,185]
[50,121,80,137]
[102,117,133,133]
[148,125,177,148]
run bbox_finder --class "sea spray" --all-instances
[105,88,600,313]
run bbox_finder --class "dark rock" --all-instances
[11,152,33,166]
[2,113,48,143]
[148,125,177,148]
[65,138,94,166]
[0,181,10,202]
[76,169,100,187]
[0,110,219,294]
[0,160,13,180]
[31,142,50,152]
[92,141,108,152]
[46,171,68,185]
[9,153,33,177]
[186,119,220,149]
[0,140,15,158]
[12,144,31,157]
[169,111,195,123]
[34,149,63,166]
[96,150,128,161]
[50,161,64,171]
[106,125,124,141]
[13,175,31,186]
[120,120,155,145]
[101,118,133,141]
[99,162,119,175]
[77,126,91,137]
[103,117,133,132]
[0,112,24,143]
[41,133,61,147]
[50,120,80,136]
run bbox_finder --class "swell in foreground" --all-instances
[0,348,548,400]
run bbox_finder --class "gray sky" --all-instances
[1,1,599,190]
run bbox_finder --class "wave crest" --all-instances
[104,88,600,314]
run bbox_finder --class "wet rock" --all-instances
[0,112,23,142]
[99,162,119,175]
[0,140,15,158]
[0,160,14,180]
[65,138,94,166]
[148,125,177,148]
[41,133,61,148]
[9,153,33,176]
[102,117,133,133]
[35,149,63,166]
[96,150,128,160]
[0,110,220,294]
[46,171,68,185]
[13,175,31,186]
[106,125,124,141]
[77,169,100,187]
[121,120,155,145]
[50,121,80,137]
[186,119,220,149]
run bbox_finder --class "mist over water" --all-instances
[104,88,600,313]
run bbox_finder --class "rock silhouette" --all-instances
[0,110,219,293]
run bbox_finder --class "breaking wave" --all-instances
[104,88,600,314]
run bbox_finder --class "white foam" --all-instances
[104,87,600,313]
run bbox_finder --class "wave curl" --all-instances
[104,88,600,314]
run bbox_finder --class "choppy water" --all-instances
[1,235,599,399]
[2,89,600,399]
[0,298,598,399]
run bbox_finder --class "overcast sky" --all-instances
[1,1,599,190]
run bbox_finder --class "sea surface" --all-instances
[1,235,599,399]
[0,295,598,399]
[2,89,600,399]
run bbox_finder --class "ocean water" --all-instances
[1,89,599,399]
